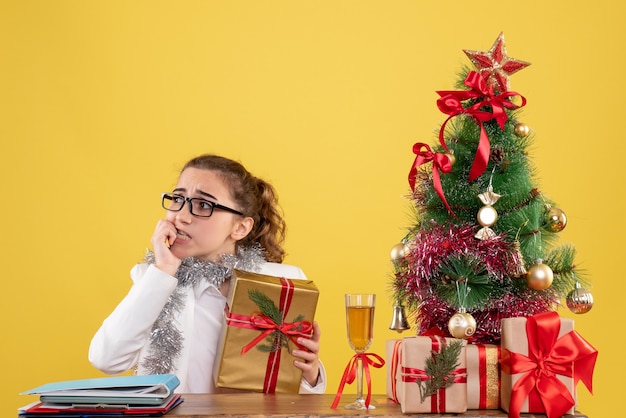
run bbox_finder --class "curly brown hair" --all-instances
[182,154,286,263]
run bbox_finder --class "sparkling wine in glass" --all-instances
[344,293,376,410]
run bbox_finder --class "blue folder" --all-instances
[21,374,180,406]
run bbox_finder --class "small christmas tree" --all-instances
[390,33,594,344]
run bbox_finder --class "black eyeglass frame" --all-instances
[161,192,245,217]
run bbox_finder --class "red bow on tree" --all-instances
[500,312,597,418]
[436,71,526,182]
[408,142,456,218]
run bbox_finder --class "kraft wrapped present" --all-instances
[385,339,402,402]
[213,269,319,393]
[500,312,597,418]
[465,343,501,410]
[396,336,468,413]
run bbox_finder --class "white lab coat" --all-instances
[89,262,326,394]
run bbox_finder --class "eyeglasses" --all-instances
[161,192,244,218]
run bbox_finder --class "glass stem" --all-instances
[356,356,364,402]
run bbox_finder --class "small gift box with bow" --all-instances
[500,312,597,418]
[466,343,501,410]
[213,269,319,393]
[390,336,468,413]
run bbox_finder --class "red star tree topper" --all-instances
[463,32,531,93]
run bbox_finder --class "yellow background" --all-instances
[1,2,623,416]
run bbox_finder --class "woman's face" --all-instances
[165,167,251,262]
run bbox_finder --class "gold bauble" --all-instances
[477,205,498,227]
[545,207,567,233]
[566,287,594,314]
[514,123,530,137]
[447,311,477,339]
[390,242,410,261]
[526,261,554,290]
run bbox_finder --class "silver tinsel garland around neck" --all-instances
[140,245,266,375]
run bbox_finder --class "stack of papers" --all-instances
[18,374,183,417]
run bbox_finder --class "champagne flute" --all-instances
[344,293,376,410]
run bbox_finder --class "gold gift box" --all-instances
[214,269,319,393]
[466,343,501,410]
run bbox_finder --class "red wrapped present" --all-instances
[500,312,597,418]
[213,270,319,393]
[466,343,501,410]
[394,336,468,413]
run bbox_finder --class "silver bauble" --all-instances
[566,287,594,314]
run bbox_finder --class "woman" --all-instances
[89,154,325,393]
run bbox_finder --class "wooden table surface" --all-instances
[167,393,587,417]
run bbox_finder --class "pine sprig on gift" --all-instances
[248,289,310,353]
[248,289,285,352]
[417,339,464,402]
[248,289,283,325]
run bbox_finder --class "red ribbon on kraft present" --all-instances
[389,340,403,403]
[500,312,598,418]
[225,277,313,393]
[436,71,526,182]
[400,336,467,413]
[331,352,385,409]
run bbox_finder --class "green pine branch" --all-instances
[417,339,464,402]
[434,254,492,309]
[545,243,589,293]
[248,289,283,325]
[247,289,308,353]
